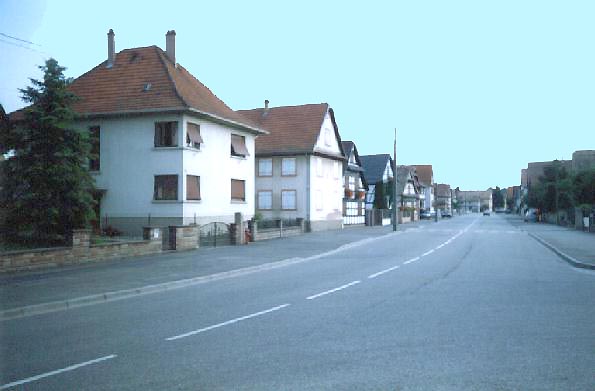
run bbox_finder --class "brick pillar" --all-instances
[234,212,244,245]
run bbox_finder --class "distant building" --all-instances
[455,188,493,213]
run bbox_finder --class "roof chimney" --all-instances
[264,99,269,109]
[107,29,115,68]
[166,30,176,64]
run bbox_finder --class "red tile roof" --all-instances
[12,45,262,133]
[238,103,344,156]
[411,165,433,186]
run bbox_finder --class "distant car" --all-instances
[441,210,452,218]
[524,209,537,222]
[483,210,490,216]
[420,210,433,219]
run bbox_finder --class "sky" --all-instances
[1,0,594,190]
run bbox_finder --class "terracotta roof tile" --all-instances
[12,45,261,132]
[238,103,332,155]
[411,165,433,186]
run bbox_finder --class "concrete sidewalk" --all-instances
[508,216,595,270]
[0,220,433,317]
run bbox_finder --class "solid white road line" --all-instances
[402,256,421,265]
[166,304,291,341]
[0,354,117,390]
[368,265,400,279]
[306,281,361,300]
[422,249,435,257]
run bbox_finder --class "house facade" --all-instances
[239,102,346,232]
[434,183,452,213]
[396,165,420,223]
[412,165,435,212]
[48,30,266,235]
[360,154,395,226]
[341,141,367,225]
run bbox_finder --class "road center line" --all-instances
[306,281,361,300]
[368,265,400,279]
[165,304,291,341]
[0,354,117,390]
[403,256,420,265]
[422,249,435,257]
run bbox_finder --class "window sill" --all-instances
[231,155,247,160]
[90,170,101,175]
[183,146,202,152]
[152,200,182,204]
[231,199,247,204]
[153,146,182,151]
[185,199,202,203]
[282,208,298,211]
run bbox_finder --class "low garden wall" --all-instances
[0,227,162,273]
[250,218,305,241]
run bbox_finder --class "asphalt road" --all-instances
[1,214,594,390]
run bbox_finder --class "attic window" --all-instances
[231,134,249,157]
[143,83,152,92]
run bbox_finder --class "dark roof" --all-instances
[435,183,451,197]
[341,141,354,157]
[360,154,393,184]
[11,45,263,133]
[238,103,344,158]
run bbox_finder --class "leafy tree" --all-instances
[1,59,95,245]
[572,168,595,211]
[528,160,573,212]
[492,186,504,209]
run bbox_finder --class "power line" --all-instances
[0,38,49,56]
[0,32,40,46]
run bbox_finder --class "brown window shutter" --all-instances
[231,134,249,156]
[186,175,200,200]
[231,179,245,201]
[187,123,203,145]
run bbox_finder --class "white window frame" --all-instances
[281,190,297,210]
[258,158,273,177]
[257,190,272,210]
[281,157,296,176]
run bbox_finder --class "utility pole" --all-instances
[392,128,398,231]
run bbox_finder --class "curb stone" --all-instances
[528,232,595,271]
[0,229,408,321]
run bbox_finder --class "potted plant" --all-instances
[345,188,354,198]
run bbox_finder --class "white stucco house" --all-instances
[238,102,346,231]
[51,30,266,235]
[412,165,435,212]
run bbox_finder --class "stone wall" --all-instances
[168,225,199,251]
[1,228,162,273]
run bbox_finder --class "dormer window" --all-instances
[231,134,249,157]
[186,122,203,149]
[154,121,178,147]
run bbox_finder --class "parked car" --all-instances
[524,209,538,222]
[483,210,490,216]
[441,210,452,218]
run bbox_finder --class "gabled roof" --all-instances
[360,154,393,184]
[396,165,418,195]
[341,140,364,170]
[411,165,433,186]
[12,45,263,134]
[435,183,451,198]
[238,103,344,157]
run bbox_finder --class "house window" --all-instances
[315,190,323,210]
[257,190,272,210]
[186,123,203,149]
[348,176,355,191]
[154,121,178,147]
[324,128,332,146]
[231,179,245,201]
[316,157,323,177]
[281,158,296,176]
[281,190,297,210]
[154,175,178,200]
[89,126,100,171]
[258,158,272,176]
[231,134,249,157]
[186,175,200,200]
